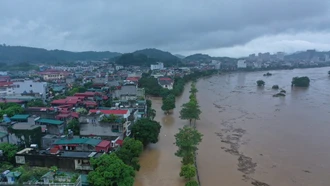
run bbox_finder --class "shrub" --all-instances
[256,80,265,87]
[272,85,279,90]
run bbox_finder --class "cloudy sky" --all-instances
[1,0,330,57]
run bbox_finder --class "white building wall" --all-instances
[237,60,247,68]
[0,86,14,96]
[150,62,164,70]
[13,80,47,99]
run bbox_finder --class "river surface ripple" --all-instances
[136,67,330,186]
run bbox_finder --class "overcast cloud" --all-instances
[1,0,330,57]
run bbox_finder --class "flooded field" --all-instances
[136,67,330,186]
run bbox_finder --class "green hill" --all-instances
[0,45,121,63]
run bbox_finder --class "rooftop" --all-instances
[0,131,8,138]
[53,138,102,146]
[89,109,129,115]
[11,114,30,120]
[96,140,111,148]
[36,118,64,125]
[12,123,41,130]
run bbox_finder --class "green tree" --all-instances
[88,153,135,186]
[65,119,80,135]
[16,165,49,184]
[101,114,119,123]
[76,108,87,115]
[256,80,265,87]
[180,164,196,180]
[148,109,156,120]
[179,99,201,126]
[185,180,199,186]
[291,76,310,87]
[67,87,79,96]
[103,99,112,107]
[189,82,198,95]
[175,126,203,165]
[0,143,18,163]
[27,99,45,107]
[115,138,143,171]
[84,82,93,89]
[161,94,175,114]
[132,118,161,146]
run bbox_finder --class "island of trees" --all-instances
[256,80,265,87]
[291,76,310,87]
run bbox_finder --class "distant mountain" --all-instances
[174,54,185,59]
[184,53,213,62]
[133,48,180,63]
[0,45,121,64]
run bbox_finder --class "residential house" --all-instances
[113,83,138,100]
[0,131,9,143]
[237,60,247,69]
[13,80,48,101]
[79,109,132,140]
[158,77,174,89]
[0,82,15,96]
[35,118,65,135]
[15,147,103,171]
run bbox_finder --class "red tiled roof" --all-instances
[84,101,97,106]
[74,92,99,97]
[51,98,80,105]
[89,109,128,115]
[0,82,13,87]
[96,140,111,148]
[159,77,172,81]
[56,113,71,119]
[0,99,24,103]
[71,112,79,118]
[50,147,60,154]
[116,139,123,146]
[126,77,140,82]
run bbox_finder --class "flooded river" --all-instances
[136,67,330,186]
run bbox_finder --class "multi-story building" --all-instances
[0,82,15,96]
[38,70,71,81]
[150,62,164,70]
[13,80,48,100]
[237,60,247,69]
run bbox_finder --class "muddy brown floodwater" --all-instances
[134,83,191,186]
[136,67,330,186]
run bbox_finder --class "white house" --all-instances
[115,65,124,71]
[0,82,15,96]
[13,80,47,100]
[158,77,173,90]
[150,62,164,70]
[237,60,247,68]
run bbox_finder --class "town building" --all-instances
[0,131,9,143]
[38,70,71,81]
[13,80,48,101]
[150,62,164,70]
[158,77,173,89]
[0,82,15,96]
[15,147,103,171]
[237,60,247,69]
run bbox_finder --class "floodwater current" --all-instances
[135,67,330,186]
